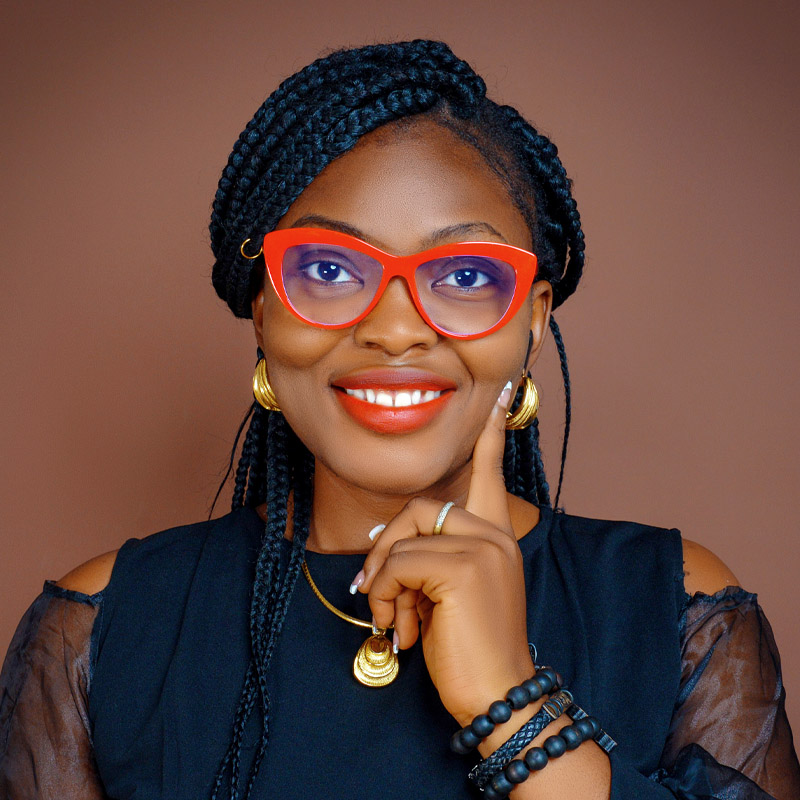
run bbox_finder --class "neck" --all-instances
[301,459,541,553]
[305,459,473,553]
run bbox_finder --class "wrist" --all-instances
[451,663,564,756]
[449,649,536,728]
[448,655,616,800]
[475,697,548,758]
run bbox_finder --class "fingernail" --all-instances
[368,524,386,541]
[349,570,365,594]
[392,630,400,654]
[497,380,513,408]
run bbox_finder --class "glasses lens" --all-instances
[415,255,517,335]
[281,244,383,325]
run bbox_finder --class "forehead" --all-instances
[276,118,532,253]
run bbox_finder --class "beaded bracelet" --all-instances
[449,666,563,755]
[567,703,617,754]
[482,715,600,799]
[468,689,573,788]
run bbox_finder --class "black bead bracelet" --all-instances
[468,689,573,788]
[449,666,563,755]
[448,647,618,799]
[482,716,600,800]
[566,702,618,754]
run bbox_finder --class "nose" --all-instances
[353,277,439,354]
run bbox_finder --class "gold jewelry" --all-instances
[240,238,263,260]
[432,501,455,535]
[505,375,539,430]
[301,561,399,687]
[253,359,281,412]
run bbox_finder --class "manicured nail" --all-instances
[349,570,365,594]
[368,524,386,541]
[497,380,513,408]
[392,630,400,654]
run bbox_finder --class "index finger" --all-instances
[465,380,515,532]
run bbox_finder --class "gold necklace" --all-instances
[301,561,399,687]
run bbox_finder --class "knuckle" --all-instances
[404,496,429,517]
[491,460,506,478]
[395,590,416,610]
[368,588,394,614]
[479,537,516,569]
[482,425,505,446]
[484,461,506,481]
[385,550,409,570]
[495,533,519,558]
[370,594,390,610]
[484,539,506,564]
[388,538,412,556]
[472,460,505,481]
[455,556,483,584]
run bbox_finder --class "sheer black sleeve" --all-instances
[648,586,800,799]
[3,582,798,799]
[0,583,108,800]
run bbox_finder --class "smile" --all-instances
[340,388,443,407]
[331,369,456,435]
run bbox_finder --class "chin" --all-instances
[318,443,466,498]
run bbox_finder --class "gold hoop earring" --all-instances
[240,238,263,260]
[253,359,281,412]
[505,375,539,430]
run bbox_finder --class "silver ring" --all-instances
[432,501,455,535]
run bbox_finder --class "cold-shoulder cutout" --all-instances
[681,537,739,597]
[56,549,119,595]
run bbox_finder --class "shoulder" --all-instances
[56,550,119,595]
[547,510,739,596]
[681,538,739,596]
[53,508,263,596]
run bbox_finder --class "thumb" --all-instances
[465,381,514,532]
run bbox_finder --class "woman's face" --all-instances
[252,119,552,497]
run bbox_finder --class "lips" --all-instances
[331,369,456,434]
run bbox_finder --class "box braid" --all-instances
[208,40,584,798]
[548,317,572,510]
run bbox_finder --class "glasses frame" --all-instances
[261,227,538,340]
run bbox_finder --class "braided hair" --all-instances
[208,40,583,799]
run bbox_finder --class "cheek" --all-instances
[258,304,343,456]
[259,288,338,372]
[459,298,533,386]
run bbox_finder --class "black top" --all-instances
[2,505,799,799]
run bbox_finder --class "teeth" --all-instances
[394,392,412,408]
[343,388,443,407]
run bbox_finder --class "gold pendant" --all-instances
[353,633,399,687]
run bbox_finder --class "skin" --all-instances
[256,123,545,512]
[60,119,740,798]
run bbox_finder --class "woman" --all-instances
[1,40,798,800]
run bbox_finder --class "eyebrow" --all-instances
[289,214,509,247]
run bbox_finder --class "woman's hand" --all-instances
[355,384,534,726]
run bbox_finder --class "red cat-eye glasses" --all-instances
[241,228,538,340]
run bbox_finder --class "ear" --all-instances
[526,280,553,372]
[251,286,266,353]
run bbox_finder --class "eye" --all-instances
[300,259,361,285]
[430,257,502,293]
[436,267,492,289]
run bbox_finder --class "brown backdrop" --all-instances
[3,0,799,735]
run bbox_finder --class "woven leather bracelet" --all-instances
[468,689,573,788]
